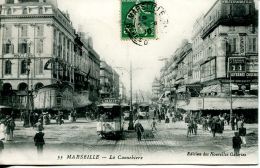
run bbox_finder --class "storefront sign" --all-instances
[228,57,246,73]
[222,0,253,3]
[230,72,258,77]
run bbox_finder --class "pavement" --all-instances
[0,118,258,165]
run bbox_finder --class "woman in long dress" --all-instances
[0,121,6,140]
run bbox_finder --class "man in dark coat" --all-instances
[34,131,45,154]
[0,140,4,154]
[239,124,247,146]
[135,120,144,141]
[232,132,242,155]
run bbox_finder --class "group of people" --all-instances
[0,116,15,141]
[0,116,16,154]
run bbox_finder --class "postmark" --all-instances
[121,0,168,46]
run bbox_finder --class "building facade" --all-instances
[0,0,100,110]
[159,0,258,122]
[100,60,119,99]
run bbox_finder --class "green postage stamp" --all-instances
[121,0,156,45]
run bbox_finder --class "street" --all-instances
[0,116,258,165]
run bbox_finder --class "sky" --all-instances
[56,0,221,95]
[2,0,256,95]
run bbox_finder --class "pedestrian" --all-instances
[165,116,170,123]
[0,139,4,154]
[211,119,217,137]
[5,117,12,141]
[0,121,5,140]
[232,131,242,156]
[231,115,235,130]
[34,130,45,154]
[151,118,157,131]
[234,114,239,130]
[237,118,243,130]
[35,119,44,132]
[187,121,193,137]
[219,114,225,131]
[8,118,15,141]
[239,124,247,146]
[134,120,144,141]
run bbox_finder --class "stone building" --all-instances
[0,0,100,111]
[100,60,119,99]
[159,0,258,122]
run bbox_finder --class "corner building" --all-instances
[0,0,100,112]
[192,0,258,121]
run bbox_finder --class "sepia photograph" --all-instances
[0,0,258,165]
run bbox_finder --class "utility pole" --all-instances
[24,57,31,127]
[229,72,233,125]
[128,60,134,130]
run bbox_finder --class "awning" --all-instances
[200,85,221,94]
[203,97,258,110]
[177,98,203,111]
[177,97,258,111]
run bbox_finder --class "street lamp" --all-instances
[24,57,31,127]
[114,63,143,131]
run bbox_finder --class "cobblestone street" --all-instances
[0,118,258,165]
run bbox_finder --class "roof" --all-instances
[177,97,258,111]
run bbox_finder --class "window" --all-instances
[5,60,12,75]
[6,0,14,3]
[21,25,28,37]
[18,42,28,54]
[248,37,257,52]
[36,59,43,75]
[39,7,43,14]
[21,60,27,74]
[5,25,12,37]
[7,8,12,14]
[229,4,233,15]
[36,39,43,53]
[23,8,28,14]
[252,38,257,52]
[231,38,237,53]
[37,25,44,36]
[2,42,14,54]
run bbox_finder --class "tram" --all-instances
[96,99,124,139]
[137,103,150,119]
[121,103,130,120]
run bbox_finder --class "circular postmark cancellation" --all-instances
[123,1,168,46]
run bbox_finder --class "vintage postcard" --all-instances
[0,0,258,165]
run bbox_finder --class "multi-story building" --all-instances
[0,0,100,111]
[151,77,160,101]
[159,0,258,122]
[100,60,119,99]
[119,81,127,103]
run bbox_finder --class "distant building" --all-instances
[119,81,127,102]
[151,77,160,101]
[100,60,119,99]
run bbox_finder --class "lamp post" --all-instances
[128,60,134,130]
[24,57,31,127]
[114,63,143,131]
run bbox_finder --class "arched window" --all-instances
[23,8,28,14]
[39,7,43,14]
[5,60,12,75]
[7,8,12,15]
[21,60,27,74]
